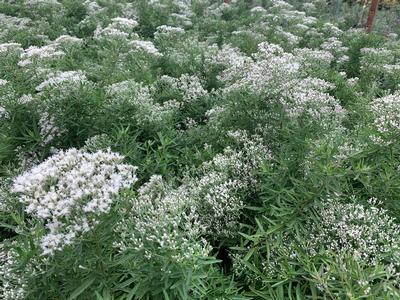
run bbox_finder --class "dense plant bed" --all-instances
[1,0,400,299]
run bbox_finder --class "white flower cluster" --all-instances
[321,22,342,37]
[83,0,102,13]
[159,74,208,103]
[360,47,394,74]
[204,44,251,72]
[0,42,23,55]
[251,6,267,13]
[169,0,194,27]
[52,35,82,47]
[12,148,138,255]
[94,17,138,42]
[129,40,162,57]
[383,64,400,75]
[190,131,271,237]
[370,92,400,144]
[280,77,345,122]
[274,26,300,46]
[218,42,343,126]
[94,26,130,40]
[35,70,87,91]
[105,79,179,125]
[347,77,359,86]
[155,25,185,38]
[0,13,31,32]
[332,141,365,166]
[0,106,7,119]
[0,178,11,211]
[153,25,185,49]
[219,42,299,96]
[38,111,63,145]
[115,130,271,264]
[158,36,208,73]
[110,17,138,32]
[309,198,400,267]
[0,243,29,300]
[83,134,113,152]
[295,48,334,71]
[25,0,60,5]
[115,175,210,264]
[18,94,34,104]
[321,37,349,63]
[18,45,65,67]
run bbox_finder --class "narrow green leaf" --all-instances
[68,278,96,300]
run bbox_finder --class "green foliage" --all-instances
[1,0,400,299]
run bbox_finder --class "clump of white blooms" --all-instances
[115,130,271,264]
[35,70,87,91]
[114,175,211,264]
[347,77,359,86]
[105,79,178,125]
[94,25,129,40]
[154,25,185,39]
[0,243,30,300]
[38,111,63,145]
[18,45,65,67]
[332,141,365,166]
[52,35,82,47]
[94,17,138,42]
[204,43,252,72]
[0,106,8,119]
[295,48,334,71]
[18,94,34,104]
[383,64,400,75]
[12,149,138,255]
[129,40,162,57]
[274,26,300,46]
[25,0,60,5]
[360,47,394,74]
[219,42,299,96]
[83,134,113,152]
[0,179,8,211]
[189,130,272,237]
[0,13,31,33]
[280,77,345,122]
[321,22,342,37]
[159,74,208,103]
[218,42,344,127]
[0,42,23,54]
[251,6,267,13]
[109,17,138,32]
[321,37,349,63]
[370,92,400,144]
[309,198,400,267]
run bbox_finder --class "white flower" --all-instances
[0,106,8,119]
[370,92,400,144]
[156,25,185,34]
[110,17,138,31]
[0,243,30,300]
[130,40,163,57]
[13,148,138,255]
[18,45,65,66]
[309,198,400,267]
[38,111,63,145]
[35,70,87,91]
